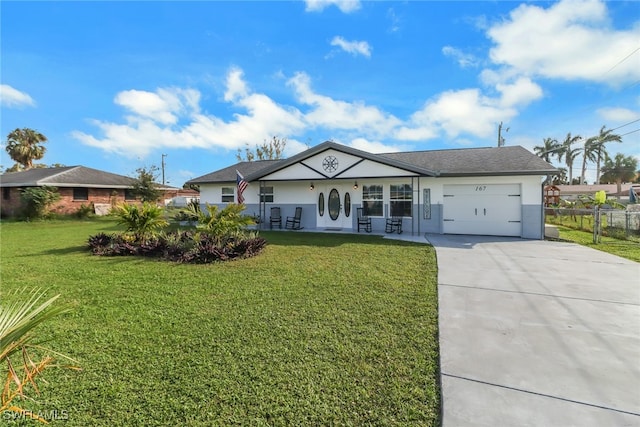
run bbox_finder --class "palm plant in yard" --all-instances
[580,126,622,184]
[112,202,169,241]
[196,203,255,240]
[0,288,78,423]
[5,128,47,170]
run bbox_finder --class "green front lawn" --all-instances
[0,219,440,426]
[555,225,640,262]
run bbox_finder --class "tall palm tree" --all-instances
[601,153,638,197]
[591,126,622,184]
[534,138,561,184]
[5,128,47,170]
[533,137,560,163]
[556,133,582,185]
[580,136,599,185]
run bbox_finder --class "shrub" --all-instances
[20,186,61,219]
[196,203,255,239]
[87,230,267,264]
[75,203,94,219]
[112,202,168,242]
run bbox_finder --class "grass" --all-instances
[0,219,440,426]
[554,225,640,262]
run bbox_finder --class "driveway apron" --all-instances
[427,234,640,427]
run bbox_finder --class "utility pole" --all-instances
[161,154,167,185]
[498,122,509,147]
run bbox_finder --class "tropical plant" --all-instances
[196,203,255,238]
[534,137,561,184]
[112,202,168,241]
[131,166,162,203]
[601,153,639,197]
[1,288,78,423]
[534,137,561,163]
[556,133,582,185]
[20,186,61,219]
[4,128,48,170]
[591,126,622,184]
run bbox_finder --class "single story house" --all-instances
[0,166,177,217]
[187,141,557,239]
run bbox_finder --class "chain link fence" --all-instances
[545,206,640,244]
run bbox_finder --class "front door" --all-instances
[317,185,352,229]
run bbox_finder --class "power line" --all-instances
[603,46,640,75]
[611,118,640,131]
[620,128,639,137]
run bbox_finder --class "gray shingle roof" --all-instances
[186,142,557,184]
[0,166,176,189]
[187,160,281,184]
[381,145,557,176]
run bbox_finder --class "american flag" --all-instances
[236,170,248,204]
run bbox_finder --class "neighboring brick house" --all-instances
[0,166,178,217]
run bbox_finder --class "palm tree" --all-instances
[580,136,599,185]
[556,133,582,185]
[534,138,561,184]
[534,137,561,163]
[591,126,622,184]
[600,153,638,197]
[5,128,47,170]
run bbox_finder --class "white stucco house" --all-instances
[187,141,557,239]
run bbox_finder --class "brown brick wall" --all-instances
[0,187,139,217]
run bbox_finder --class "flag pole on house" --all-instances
[236,170,248,204]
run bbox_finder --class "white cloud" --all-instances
[0,84,36,108]
[114,88,200,125]
[287,72,400,138]
[495,77,543,108]
[347,137,405,154]
[487,0,640,85]
[330,36,371,58]
[304,0,360,13]
[73,69,306,158]
[597,107,640,123]
[442,46,478,68]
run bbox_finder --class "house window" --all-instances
[125,189,137,200]
[260,186,274,203]
[73,187,88,201]
[362,185,383,217]
[221,187,235,203]
[2,187,10,200]
[390,184,412,217]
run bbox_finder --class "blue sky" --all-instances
[1,0,638,186]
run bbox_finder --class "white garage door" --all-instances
[443,184,522,237]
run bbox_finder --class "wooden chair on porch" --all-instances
[357,207,372,233]
[270,207,282,229]
[285,207,303,230]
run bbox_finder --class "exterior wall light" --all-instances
[309,182,315,190]
[353,181,358,190]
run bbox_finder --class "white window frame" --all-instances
[362,184,383,217]
[390,184,412,217]
[221,187,235,203]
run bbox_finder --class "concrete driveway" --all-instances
[426,234,640,427]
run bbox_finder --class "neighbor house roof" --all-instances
[187,141,557,184]
[0,166,177,190]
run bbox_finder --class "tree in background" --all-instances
[534,137,561,184]
[5,128,48,170]
[236,136,287,162]
[600,153,638,197]
[533,137,560,163]
[556,133,582,185]
[131,166,162,203]
[590,126,622,184]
